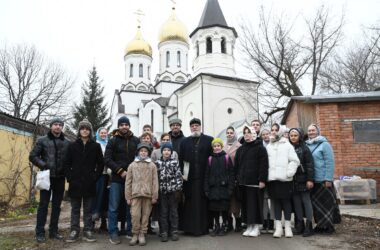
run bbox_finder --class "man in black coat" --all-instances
[168,118,185,155]
[64,119,103,243]
[179,118,213,236]
[104,116,139,245]
[29,117,70,243]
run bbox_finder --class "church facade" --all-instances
[110,0,258,139]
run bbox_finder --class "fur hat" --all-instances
[169,118,182,126]
[118,116,130,127]
[189,118,201,126]
[49,117,64,127]
[137,143,152,154]
[161,142,173,153]
[211,138,224,148]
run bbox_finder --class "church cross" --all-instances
[133,9,145,26]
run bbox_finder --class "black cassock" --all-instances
[179,134,213,236]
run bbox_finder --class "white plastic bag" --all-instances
[36,170,50,191]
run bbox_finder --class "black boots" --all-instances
[303,220,314,237]
[293,219,305,235]
[210,223,220,237]
[227,217,233,232]
[235,217,243,232]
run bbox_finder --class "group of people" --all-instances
[29,115,340,246]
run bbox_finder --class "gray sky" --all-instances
[1,0,379,106]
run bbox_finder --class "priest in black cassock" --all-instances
[179,118,213,236]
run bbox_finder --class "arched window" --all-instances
[166,51,170,68]
[221,37,226,54]
[196,42,199,57]
[129,64,133,77]
[147,66,150,79]
[206,37,212,53]
[139,64,143,77]
[177,51,181,67]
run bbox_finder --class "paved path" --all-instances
[66,232,328,250]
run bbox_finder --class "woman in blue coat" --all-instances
[305,124,336,234]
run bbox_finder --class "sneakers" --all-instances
[273,221,283,238]
[242,225,253,236]
[248,225,260,237]
[36,234,46,243]
[129,234,138,246]
[125,230,133,239]
[138,233,146,246]
[109,234,121,245]
[49,232,64,240]
[66,230,79,243]
[83,231,96,242]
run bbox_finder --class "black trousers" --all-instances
[70,196,93,232]
[35,177,65,236]
[159,192,179,234]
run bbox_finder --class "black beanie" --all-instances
[118,116,130,127]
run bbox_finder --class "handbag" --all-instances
[36,170,50,191]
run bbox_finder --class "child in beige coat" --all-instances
[125,143,159,246]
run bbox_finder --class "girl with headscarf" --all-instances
[223,126,242,232]
[266,123,299,238]
[288,128,314,237]
[235,126,268,237]
[306,124,336,234]
[91,127,109,232]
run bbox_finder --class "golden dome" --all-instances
[125,26,152,57]
[159,8,188,44]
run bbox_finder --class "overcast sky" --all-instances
[1,0,379,106]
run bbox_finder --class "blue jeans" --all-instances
[92,175,108,217]
[108,182,132,236]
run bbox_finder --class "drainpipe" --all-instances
[200,75,204,132]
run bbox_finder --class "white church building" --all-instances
[110,0,258,138]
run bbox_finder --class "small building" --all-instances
[282,91,380,197]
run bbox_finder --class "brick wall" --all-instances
[318,101,380,196]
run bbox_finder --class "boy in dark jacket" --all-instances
[64,119,104,243]
[155,143,183,242]
[204,138,234,236]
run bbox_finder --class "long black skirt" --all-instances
[182,179,209,236]
[240,186,264,225]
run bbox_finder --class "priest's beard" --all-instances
[191,131,201,137]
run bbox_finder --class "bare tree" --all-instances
[320,26,380,93]
[0,44,74,122]
[238,5,344,122]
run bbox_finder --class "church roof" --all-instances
[142,97,170,108]
[190,0,237,38]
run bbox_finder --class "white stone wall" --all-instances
[158,40,189,76]
[191,27,236,77]
[138,100,165,138]
[124,54,153,84]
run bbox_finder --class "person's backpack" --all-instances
[208,154,229,168]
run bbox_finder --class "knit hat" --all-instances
[169,118,182,126]
[161,142,173,153]
[211,138,224,148]
[137,143,152,154]
[49,117,64,127]
[190,118,201,126]
[118,116,130,127]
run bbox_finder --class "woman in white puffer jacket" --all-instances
[266,124,299,238]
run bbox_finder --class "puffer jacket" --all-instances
[155,157,183,194]
[204,151,234,201]
[104,129,139,183]
[125,159,159,200]
[291,142,314,192]
[267,137,300,182]
[306,136,335,182]
[29,131,70,178]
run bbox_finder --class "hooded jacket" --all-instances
[156,157,183,194]
[104,129,139,183]
[29,131,70,178]
[306,136,335,182]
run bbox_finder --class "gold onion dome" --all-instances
[159,7,188,44]
[125,26,152,57]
